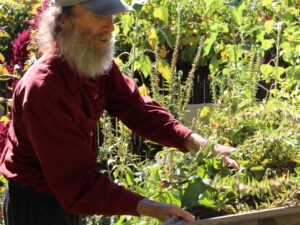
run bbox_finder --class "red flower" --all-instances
[6,29,31,75]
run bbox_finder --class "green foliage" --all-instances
[0,0,300,224]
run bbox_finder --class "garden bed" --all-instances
[164,205,300,225]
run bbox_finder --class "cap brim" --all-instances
[80,0,134,16]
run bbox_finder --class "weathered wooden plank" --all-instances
[164,206,300,225]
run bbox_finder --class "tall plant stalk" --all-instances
[179,37,205,120]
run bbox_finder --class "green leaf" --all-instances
[148,27,158,50]
[209,58,222,75]
[260,64,273,76]
[134,185,147,195]
[125,167,134,186]
[282,12,294,26]
[250,166,265,171]
[231,1,245,25]
[138,84,149,96]
[225,44,242,63]
[256,29,265,42]
[181,179,206,208]
[203,33,217,56]
[204,0,215,13]
[262,39,275,51]
[153,6,169,25]
[181,46,197,62]
[245,89,252,100]
[200,106,211,118]
[0,65,9,77]
[275,66,285,79]
[262,0,272,7]
[121,14,134,35]
[0,30,10,38]
[134,55,152,78]
[199,198,216,208]
[132,0,147,13]
[264,20,275,34]
[0,53,5,63]
[158,59,171,82]
[210,23,229,33]
[197,166,208,178]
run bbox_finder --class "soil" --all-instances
[189,205,231,220]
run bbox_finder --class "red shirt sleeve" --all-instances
[21,98,144,216]
[106,64,192,151]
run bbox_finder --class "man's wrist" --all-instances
[184,133,209,153]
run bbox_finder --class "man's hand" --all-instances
[136,198,195,222]
[184,133,239,168]
[214,143,239,168]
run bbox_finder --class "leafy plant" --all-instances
[0,0,299,224]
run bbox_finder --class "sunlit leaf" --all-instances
[112,24,120,36]
[0,29,10,38]
[275,66,285,79]
[250,166,265,171]
[291,158,300,165]
[0,53,5,62]
[262,0,272,7]
[134,55,152,78]
[262,39,275,51]
[264,20,275,34]
[148,27,158,50]
[210,23,229,33]
[125,167,134,185]
[204,0,215,13]
[0,116,10,123]
[0,65,9,78]
[199,198,216,208]
[153,6,168,25]
[115,57,124,68]
[121,14,134,35]
[260,64,273,76]
[200,106,211,117]
[159,45,167,59]
[245,89,252,100]
[138,84,149,97]
[210,118,220,128]
[158,59,171,82]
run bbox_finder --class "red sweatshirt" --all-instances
[0,50,192,216]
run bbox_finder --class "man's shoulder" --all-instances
[15,54,68,103]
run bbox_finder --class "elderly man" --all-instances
[0,0,238,224]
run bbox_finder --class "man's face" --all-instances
[57,4,115,78]
[71,4,115,49]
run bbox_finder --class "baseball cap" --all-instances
[52,0,134,16]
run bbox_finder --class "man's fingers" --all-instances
[222,155,239,168]
[170,205,196,222]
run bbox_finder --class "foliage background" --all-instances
[0,0,300,224]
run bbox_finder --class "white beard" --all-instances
[57,24,115,79]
